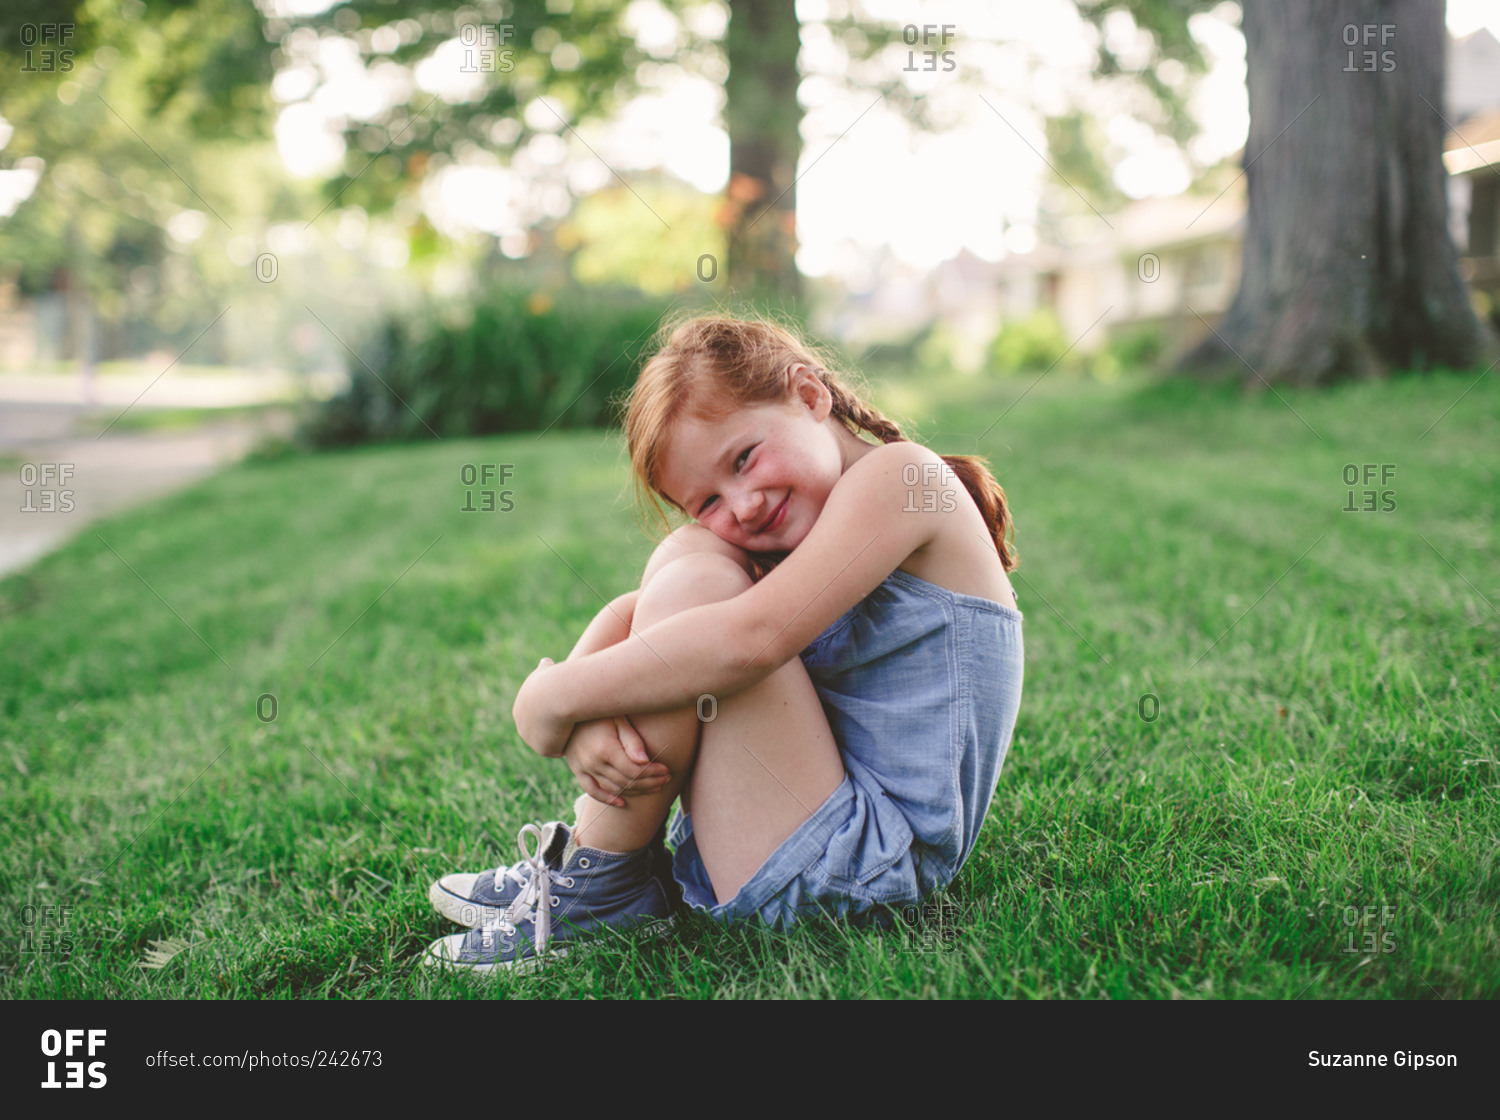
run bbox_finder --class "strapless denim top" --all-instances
[798,567,1024,891]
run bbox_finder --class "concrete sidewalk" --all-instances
[1,397,295,578]
[0,369,345,409]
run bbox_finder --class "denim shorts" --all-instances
[665,774,921,929]
[666,568,1025,929]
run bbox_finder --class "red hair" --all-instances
[619,312,1017,576]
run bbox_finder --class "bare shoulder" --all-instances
[874,442,1019,608]
[850,438,935,473]
[844,440,965,499]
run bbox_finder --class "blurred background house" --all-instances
[1444,27,1500,317]
[832,26,1500,372]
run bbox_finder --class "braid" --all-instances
[815,368,1018,573]
[816,370,907,445]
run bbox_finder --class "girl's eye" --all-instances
[700,446,755,516]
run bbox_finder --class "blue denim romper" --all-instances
[667,567,1024,928]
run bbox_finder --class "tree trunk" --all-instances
[1177,0,1493,385]
[723,0,803,305]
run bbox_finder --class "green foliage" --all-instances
[1045,113,1129,216]
[1041,1,1222,219]
[560,182,726,297]
[300,285,675,446]
[987,317,1169,382]
[1107,323,1166,370]
[987,309,1073,375]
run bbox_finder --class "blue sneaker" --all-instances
[430,821,681,927]
[428,821,571,927]
[424,822,674,972]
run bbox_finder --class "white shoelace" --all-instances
[479,823,567,956]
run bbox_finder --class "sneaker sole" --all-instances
[422,941,571,976]
[422,916,674,976]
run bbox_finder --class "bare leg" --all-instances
[572,544,844,904]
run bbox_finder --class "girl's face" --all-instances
[654,367,849,554]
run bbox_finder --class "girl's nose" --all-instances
[730,488,764,527]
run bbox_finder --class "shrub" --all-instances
[987,309,1071,375]
[301,285,674,446]
[1106,324,1166,372]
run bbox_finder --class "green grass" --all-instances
[1,368,1496,999]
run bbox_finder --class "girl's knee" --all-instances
[640,524,753,590]
[636,550,753,624]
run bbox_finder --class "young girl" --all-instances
[425,314,1024,970]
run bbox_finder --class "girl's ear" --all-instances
[789,363,832,419]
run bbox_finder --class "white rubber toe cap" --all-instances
[428,875,486,927]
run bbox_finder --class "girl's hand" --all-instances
[564,716,670,809]
[512,657,575,759]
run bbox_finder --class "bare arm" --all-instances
[565,590,640,661]
[548,588,671,802]
[522,590,642,762]
[513,443,938,754]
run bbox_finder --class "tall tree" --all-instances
[723,0,802,304]
[1177,0,1493,384]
